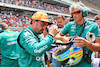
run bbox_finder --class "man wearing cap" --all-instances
[17,12,58,67]
[0,23,19,67]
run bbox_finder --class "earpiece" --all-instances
[78,2,88,17]
[82,9,88,17]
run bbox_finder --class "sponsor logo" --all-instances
[7,41,17,45]
[24,32,30,36]
[34,45,48,53]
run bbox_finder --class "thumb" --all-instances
[77,36,79,38]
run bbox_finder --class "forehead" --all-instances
[72,8,79,12]
[57,18,64,21]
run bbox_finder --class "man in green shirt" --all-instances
[55,2,100,67]
[0,28,3,67]
[0,23,19,67]
[17,12,58,67]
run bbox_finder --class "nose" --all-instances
[73,14,76,18]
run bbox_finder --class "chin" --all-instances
[39,32,42,34]
[75,20,78,22]
[38,32,43,34]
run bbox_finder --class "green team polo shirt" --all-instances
[0,28,19,67]
[0,28,2,33]
[61,19,100,67]
[17,26,54,67]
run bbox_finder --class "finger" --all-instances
[74,43,83,47]
[73,39,82,43]
[77,36,79,38]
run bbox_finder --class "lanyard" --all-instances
[76,21,87,37]
[33,33,40,42]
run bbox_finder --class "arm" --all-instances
[85,38,100,51]
[20,32,54,57]
[19,25,58,57]
[54,32,64,40]
[54,32,70,42]
[54,22,72,42]
[73,37,100,51]
[73,23,100,51]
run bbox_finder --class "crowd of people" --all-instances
[0,13,31,27]
[0,1,100,67]
[0,0,70,14]
[0,0,96,19]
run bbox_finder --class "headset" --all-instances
[71,9,88,18]
[82,9,88,17]
[78,2,88,17]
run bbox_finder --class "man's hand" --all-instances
[49,25,58,37]
[73,36,86,47]
[61,36,70,42]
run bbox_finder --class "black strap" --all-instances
[80,21,93,63]
[33,32,40,42]
[76,21,92,63]
[17,28,40,49]
[17,30,25,49]
[55,21,87,55]
[79,21,87,37]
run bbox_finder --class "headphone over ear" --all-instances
[82,9,88,17]
[78,2,88,17]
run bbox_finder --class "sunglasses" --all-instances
[71,11,81,16]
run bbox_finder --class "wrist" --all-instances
[85,39,92,47]
[48,34,54,37]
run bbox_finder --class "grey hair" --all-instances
[69,2,86,13]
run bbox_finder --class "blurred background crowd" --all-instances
[0,0,96,27]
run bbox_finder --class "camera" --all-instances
[83,53,92,63]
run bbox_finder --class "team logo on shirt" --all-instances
[24,32,30,36]
[34,45,48,53]
[71,25,76,32]
[5,33,15,36]
[85,25,91,29]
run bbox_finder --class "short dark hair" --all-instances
[30,19,39,24]
[57,15,65,20]
[30,19,32,24]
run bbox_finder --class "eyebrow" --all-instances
[41,21,48,25]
